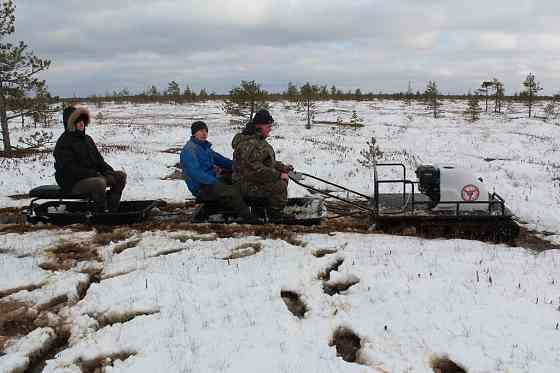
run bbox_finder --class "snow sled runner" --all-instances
[191,196,324,226]
[289,163,520,242]
[23,185,157,226]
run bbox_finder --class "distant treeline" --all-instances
[64,78,558,104]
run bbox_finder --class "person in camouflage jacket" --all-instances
[232,109,292,218]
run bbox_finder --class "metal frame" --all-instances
[373,162,508,217]
[289,163,509,219]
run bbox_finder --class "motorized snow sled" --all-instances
[289,163,520,242]
[23,185,158,226]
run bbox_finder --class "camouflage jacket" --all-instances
[231,132,286,187]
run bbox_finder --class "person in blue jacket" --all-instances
[180,121,253,222]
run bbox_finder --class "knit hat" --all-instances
[251,109,274,125]
[191,121,208,135]
[63,106,90,131]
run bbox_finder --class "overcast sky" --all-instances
[14,0,560,97]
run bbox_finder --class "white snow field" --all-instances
[1,99,559,372]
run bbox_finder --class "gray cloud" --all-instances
[14,0,560,96]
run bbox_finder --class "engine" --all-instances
[415,165,440,207]
[415,165,489,211]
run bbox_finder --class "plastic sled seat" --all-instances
[29,185,90,200]
[24,184,157,226]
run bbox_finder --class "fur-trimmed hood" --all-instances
[63,106,90,132]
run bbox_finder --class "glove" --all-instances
[282,164,294,173]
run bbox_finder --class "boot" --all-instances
[238,208,264,225]
[107,191,122,212]
[268,208,286,223]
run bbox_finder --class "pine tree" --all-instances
[167,80,180,96]
[522,73,542,118]
[296,82,320,129]
[463,91,482,122]
[424,81,442,118]
[285,82,299,100]
[404,81,413,107]
[0,0,52,151]
[183,84,196,101]
[223,80,269,120]
[479,81,493,113]
[491,78,504,113]
[358,136,383,169]
[349,110,364,129]
[147,85,159,96]
[198,88,208,101]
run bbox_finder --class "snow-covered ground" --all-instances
[1,100,559,372]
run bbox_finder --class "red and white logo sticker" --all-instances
[461,184,480,201]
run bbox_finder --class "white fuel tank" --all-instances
[433,166,489,212]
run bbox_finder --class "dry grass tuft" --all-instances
[93,227,133,246]
[0,300,36,340]
[318,258,344,281]
[430,355,468,373]
[0,283,43,298]
[323,276,360,296]
[329,327,362,363]
[173,232,217,242]
[312,248,338,257]
[280,290,308,318]
[150,247,186,257]
[96,310,159,329]
[223,242,263,260]
[79,351,136,373]
[41,240,100,271]
[113,239,142,254]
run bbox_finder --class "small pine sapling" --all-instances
[358,136,383,169]
[349,110,364,130]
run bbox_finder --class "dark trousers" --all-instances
[240,180,288,211]
[72,171,127,212]
[198,178,252,220]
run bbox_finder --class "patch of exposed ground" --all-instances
[430,355,468,373]
[312,248,338,257]
[160,146,182,154]
[222,242,263,260]
[39,240,101,272]
[112,238,142,254]
[95,310,160,329]
[323,274,360,296]
[172,232,217,242]
[79,351,137,373]
[0,207,24,225]
[0,283,43,298]
[161,167,183,180]
[93,227,134,246]
[25,330,70,373]
[0,148,52,158]
[150,247,188,258]
[318,258,344,281]
[0,300,37,338]
[280,290,308,318]
[329,327,362,363]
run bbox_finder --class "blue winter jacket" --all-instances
[180,137,233,196]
